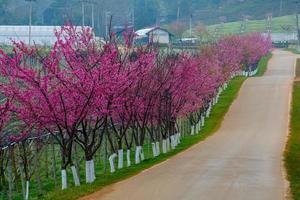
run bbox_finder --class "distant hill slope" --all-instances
[195,0,296,24]
[207,15,297,35]
[0,0,297,35]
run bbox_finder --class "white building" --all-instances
[135,27,172,45]
[0,25,92,46]
[262,32,298,42]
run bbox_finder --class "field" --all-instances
[207,15,297,35]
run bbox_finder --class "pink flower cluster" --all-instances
[0,26,271,162]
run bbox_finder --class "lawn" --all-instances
[285,58,300,200]
[207,15,296,35]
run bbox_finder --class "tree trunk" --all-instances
[85,160,95,183]
[155,142,160,156]
[61,169,67,190]
[34,142,42,196]
[44,142,49,178]
[7,147,13,200]
[19,159,26,200]
[109,153,117,173]
[25,180,30,200]
[126,149,131,167]
[162,139,167,154]
[117,149,124,169]
[71,165,80,185]
[51,137,57,188]
[152,143,157,157]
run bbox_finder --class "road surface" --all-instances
[81,50,296,200]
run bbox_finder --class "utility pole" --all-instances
[80,0,96,29]
[176,0,180,22]
[240,16,246,34]
[105,11,111,38]
[266,13,272,33]
[294,0,300,47]
[81,0,85,26]
[132,10,135,31]
[91,3,94,29]
[280,0,283,16]
[25,0,36,46]
[189,14,193,38]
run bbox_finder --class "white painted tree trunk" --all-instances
[206,109,210,118]
[71,165,80,185]
[170,136,175,149]
[162,139,167,153]
[155,142,160,156]
[126,149,131,167]
[91,160,95,181]
[61,169,67,190]
[109,153,117,173]
[191,125,195,135]
[178,132,181,144]
[25,180,29,200]
[84,161,95,183]
[166,138,170,152]
[174,133,178,147]
[173,135,177,147]
[173,135,177,148]
[201,115,205,127]
[85,161,91,183]
[152,143,157,157]
[118,149,124,169]
[135,146,141,164]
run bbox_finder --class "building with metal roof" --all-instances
[135,27,173,45]
[0,25,91,46]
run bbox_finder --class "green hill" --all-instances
[207,15,297,34]
[0,0,298,36]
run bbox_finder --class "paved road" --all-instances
[81,50,296,200]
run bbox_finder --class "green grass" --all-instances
[285,65,300,199]
[255,53,273,77]
[297,59,300,77]
[285,47,300,55]
[44,77,247,200]
[207,15,296,35]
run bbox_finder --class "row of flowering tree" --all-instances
[0,26,272,199]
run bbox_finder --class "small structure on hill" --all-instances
[135,27,172,45]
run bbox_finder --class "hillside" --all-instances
[207,15,297,34]
[0,0,297,36]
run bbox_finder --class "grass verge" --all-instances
[45,77,246,200]
[255,53,273,77]
[285,58,300,200]
[297,59,300,78]
[285,48,300,55]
